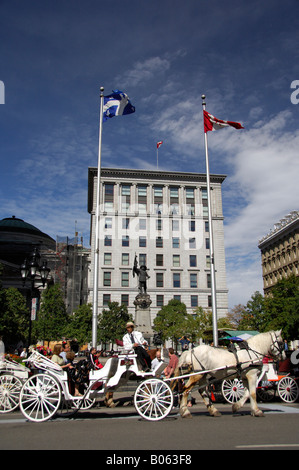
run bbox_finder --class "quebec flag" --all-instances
[103,90,135,122]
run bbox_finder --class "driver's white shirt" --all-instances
[123,330,147,353]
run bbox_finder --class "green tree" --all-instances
[153,299,188,347]
[98,302,133,346]
[66,303,93,346]
[239,291,265,331]
[0,287,29,346]
[264,275,299,340]
[32,283,68,343]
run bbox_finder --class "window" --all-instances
[173,295,181,301]
[190,273,197,288]
[121,294,129,306]
[103,294,111,306]
[191,295,198,307]
[186,188,195,215]
[173,273,180,288]
[189,255,197,267]
[156,236,163,248]
[156,295,164,307]
[170,187,179,215]
[139,236,146,247]
[189,237,196,249]
[139,219,146,230]
[122,253,129,265]
[156,219,162,231]
[154,186,163,214]
[172,219,179,231]
[122,235,129,247]
[189,220,195,232]
[156,273,164,288]
[156,254,163,266]
[121,185,131,212]
[139,253,146,266]
[105,217,112,229]
[138,186,147,214]
[173,254,180,267]
[122,218,130,229]
[202,188,208,216]
[104,184,114,212]
[207,273,211,288]
[206,255,211,268]
[104,253,111,265]
[121,272,129,287]
[172,237,180,248]
[104,235,112,246]
[205,221,209,232]
[205,238,210,250]
[103,272,111,287]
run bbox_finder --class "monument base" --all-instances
[133,294,153,345]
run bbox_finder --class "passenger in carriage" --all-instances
[88,347,103,370]
[123,322,152,372]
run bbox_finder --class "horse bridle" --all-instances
[269,331,284,358]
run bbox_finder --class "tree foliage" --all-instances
[66,303,93,346]
[0,287,29,346]
[98,302,133,345]
[32,283,68,343]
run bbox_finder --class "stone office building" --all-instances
[87,168,228,323]
[258,210,298,295]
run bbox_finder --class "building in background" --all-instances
[258,211,298,295]
[87,167,228,322]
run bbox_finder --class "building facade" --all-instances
[258,210,299,295]
[87,168,228,322]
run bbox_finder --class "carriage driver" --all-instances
[123,322,152,372]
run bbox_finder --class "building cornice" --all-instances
[88,167,226,213]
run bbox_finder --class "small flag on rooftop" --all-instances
[157,141,163,149]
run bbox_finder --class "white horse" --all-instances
[174,330,285,418]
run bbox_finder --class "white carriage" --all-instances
[0,356,30,413]
[221,359,299,404]
[19,349,173,422]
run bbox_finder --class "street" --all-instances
[1,393,299,452]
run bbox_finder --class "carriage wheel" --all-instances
[256,384,275,402]
[221,378,245,403]
[19,373,61,422]
[134,378,174,421]
[0,373,23,413]
[277,376,299,403]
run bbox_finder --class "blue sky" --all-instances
[0,0,298,308]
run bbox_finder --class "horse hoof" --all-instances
[212,411,222,417]
[180,409,192,419]
[251,409,264,417]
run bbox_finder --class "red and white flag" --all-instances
[157,141,163,149]
[203,110,244,133]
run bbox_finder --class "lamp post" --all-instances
[20,247,51,346]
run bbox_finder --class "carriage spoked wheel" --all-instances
[0,373,23,413]
[221,378,245,403]
[134,378,174,421]
[277,376,299,403]
[19,373,61,422]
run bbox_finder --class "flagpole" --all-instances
[157,146,159,169]
[201,94,218,346]
[92,86,104,348]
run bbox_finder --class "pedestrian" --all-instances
[164,348,178,379]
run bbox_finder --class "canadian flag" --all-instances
[203,110,244,133]
[157,141,163,149]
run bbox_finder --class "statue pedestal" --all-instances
[133,294,153,345]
